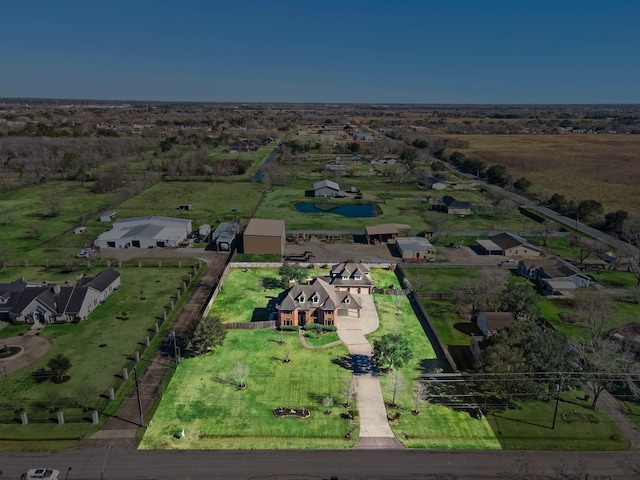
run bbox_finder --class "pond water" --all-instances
[294,203,377,217]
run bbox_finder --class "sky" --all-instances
[1,0,639,104]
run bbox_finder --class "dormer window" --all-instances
[311,294,319,303]
[344,298,350,304]
[297,294,306,303]
[341,275,348,280]
[354,275,361,280]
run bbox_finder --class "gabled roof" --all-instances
[441,195,470,209]
[520,257,582,279]
[479,312,515,333]
[314,179,340,191]
[276,278,361,312]
[85,268,120,292]
[489,232,527,250]
[396,237,436,252]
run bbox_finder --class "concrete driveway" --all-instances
[337,294,403,449]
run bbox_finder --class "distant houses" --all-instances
[518,257,590,295]
[396,237,436,262]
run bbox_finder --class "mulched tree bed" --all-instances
[0,346,22,359]
[273,407,310,418]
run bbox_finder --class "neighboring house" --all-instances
[518,257,590,295]
[396,237,436,262]
[242,218,285,256]
[353,132,374,141]
[209,222,239,252]
[0,268,120,324]
[477,232,541,257]
[275,278,362,327]
[314,179,341,197]
[470,312,515,361]
[324,261,374,294]
[94,216,192,249]
[427,175,447,190]
[364,223,411,244]
[438,195,471,215]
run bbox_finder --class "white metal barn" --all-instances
[94,216,192,249]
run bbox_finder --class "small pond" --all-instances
[294,203,377,218]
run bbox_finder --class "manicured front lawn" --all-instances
[140,329,356,449]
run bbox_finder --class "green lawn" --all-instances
[403,267,480,293]
[140,329,356,449]
[0,263,197,444]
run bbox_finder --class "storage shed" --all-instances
[94,216,192,249]
[396,237,436,261]
[242,219,285,256]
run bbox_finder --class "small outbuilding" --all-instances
[210,223,239,252]
[99,211,116,222]
[477,232,541,257]
[364,224,411,244]
[242,218,285,256]
[396,237,436,262]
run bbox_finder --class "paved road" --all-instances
[0,449,638,479]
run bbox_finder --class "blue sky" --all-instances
[1,0,639,103]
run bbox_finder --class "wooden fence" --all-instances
[225,321,276,330]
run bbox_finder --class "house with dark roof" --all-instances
[477,232,541,257]
[0,268,120,325]
[518,257,590,295]
[275,278,361,327]
[438,195,471,215]
[470,312,515,360]
[427,175,447,190]
[324,261,374,294]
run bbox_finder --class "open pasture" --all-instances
[455,134,640,215]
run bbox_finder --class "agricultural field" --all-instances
[453,134,640,216]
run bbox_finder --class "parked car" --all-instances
[22,468,60,480]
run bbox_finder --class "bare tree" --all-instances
[534,220,559,247]
[412,382,427,415]
[28,222,42,240]
[573,289,612,347]
[568,234,604,265]
[41,194,62,218]
[0,244,11,274]
[386,370,406,408]
[622,217,640,287]
[343,378,356,407]
[424,211,451,244]
[452,267,510,320]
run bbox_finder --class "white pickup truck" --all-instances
[21,468,61,480]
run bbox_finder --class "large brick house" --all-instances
[276,278,362,327]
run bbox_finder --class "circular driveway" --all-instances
[0,334,52,376]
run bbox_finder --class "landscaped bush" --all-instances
[279,325,299,332]
[303,323,336,333]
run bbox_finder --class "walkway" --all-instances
[337,294,403,449]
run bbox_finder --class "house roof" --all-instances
[541,278,578,292]
[489,232,526,250]
[314,179,340,191]
[85,268,120,293]
[365,223,411,236]
[520,257,581,279]
[441,195,471,209]
[96,216,192,244]
[479,312,515,332]
[326,261,373,288]
[244,218,285,237]
[396,237,436,252]
[276,278,362,312]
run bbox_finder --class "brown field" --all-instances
[449,134,640,216]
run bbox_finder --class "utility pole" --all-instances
[133,365,145,427]
[552,373,564,429]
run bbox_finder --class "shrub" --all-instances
[279,325,299,332]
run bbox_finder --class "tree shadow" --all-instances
[212,374,235,386]
[332,355,352,371]
[417,358,443,374]
[454,322,481,336]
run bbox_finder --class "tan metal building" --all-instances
[242,218,285,255]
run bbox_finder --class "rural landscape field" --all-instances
[1,100,640,478]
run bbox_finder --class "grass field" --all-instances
[254,178,539,232]
[140,329,355,449]
[0,263,197,445]
[453,134,640,215]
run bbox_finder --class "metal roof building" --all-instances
[94,216,192,249]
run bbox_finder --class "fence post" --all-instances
[145,336,150,347]
[20,411,28,425]
[122,367,128,380]
[57,411,64,425]
[134,351,140,362]
[92,410,99,424]
[108,387,115,400]
[154,322,159,332]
